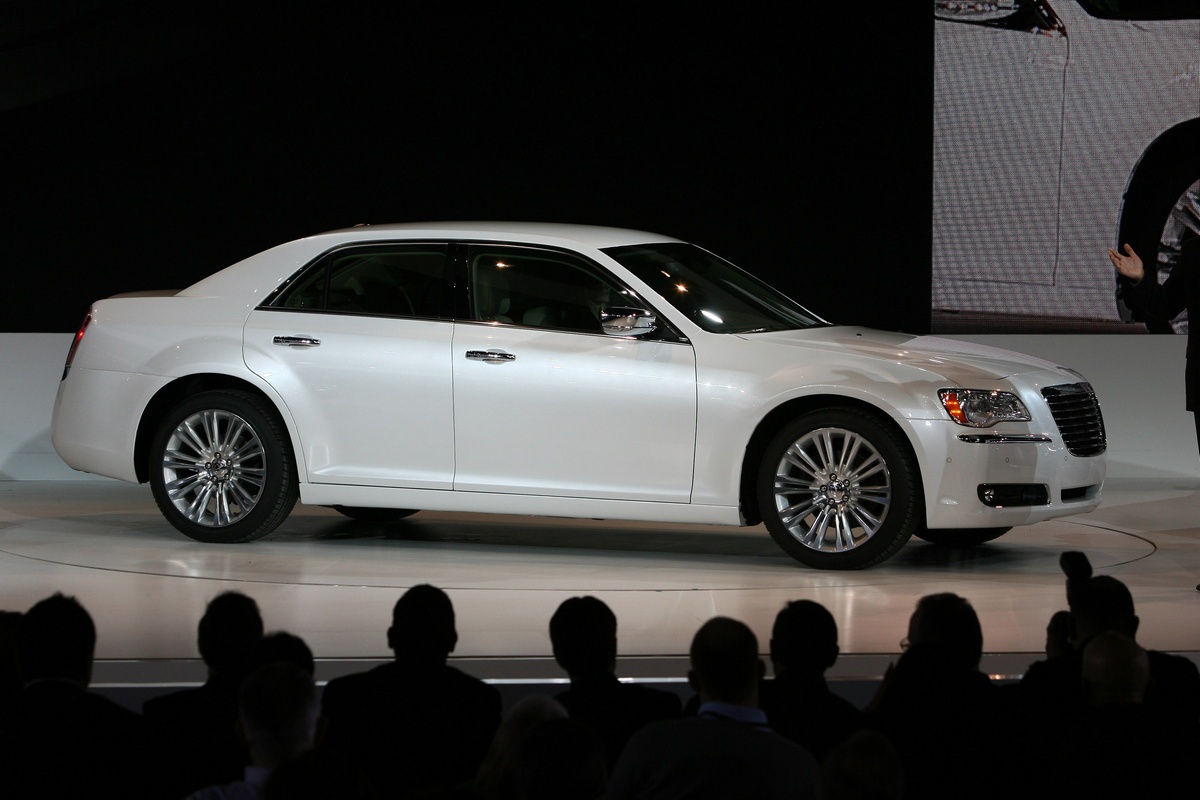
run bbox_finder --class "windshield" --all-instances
[603,242,828,334]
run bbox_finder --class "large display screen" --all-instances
[932,0,1200,333]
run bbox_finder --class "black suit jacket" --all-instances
[2,679,163,799]
[319,661,502,799]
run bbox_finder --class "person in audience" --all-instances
[470,694,569,800]
[607,616,819,799]
[509,717,607,800]
[1020,567,1200,730]
[187,661,322,800]
[319,584,502,799]
[0,610,22,704]
[3,592,161,798]
[864,593,1013,799]
[759,599,862,762]
[250,631,315,676]
[1045,631,1196,796]
[143,590,265,796]
[816,729,903,800]
[548,595,681,767]
[262,747,378,800]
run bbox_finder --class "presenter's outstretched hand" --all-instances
[1108,243,1145,283]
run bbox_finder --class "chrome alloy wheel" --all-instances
[770,426,892,553]
[160,408,268,528]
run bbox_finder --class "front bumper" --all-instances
[917,418,1105,529]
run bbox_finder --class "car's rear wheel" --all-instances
[758,409,920,569]
[149,390,297,543]
[912,526,1011,547]
[331,506,419,523]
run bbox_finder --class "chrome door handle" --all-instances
[465,349,516,363]
[273,335,322,348]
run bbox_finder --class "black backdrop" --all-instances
[2,4,932,334]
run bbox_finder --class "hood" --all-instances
[741,327,1070,382]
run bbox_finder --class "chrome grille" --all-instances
[1042,383,1106,457]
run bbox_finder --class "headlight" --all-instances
[938,388,1031,428]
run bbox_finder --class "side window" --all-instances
[468,246,629,334]
[274,244,449,318]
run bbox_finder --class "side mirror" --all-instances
[600,306,657,337]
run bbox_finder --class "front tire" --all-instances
[149,390,298,543]
[757,409,920,569]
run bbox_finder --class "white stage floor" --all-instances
[2,478,1199,690]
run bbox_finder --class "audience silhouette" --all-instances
[1020,553,1200,730]
[760,599,862,762]
[3,592,161,798]
[262,747,378,800]
[6,558,1198,800]
[143,590,265,796]
[251,630,316,676]
[0,610,22,702]
[863,592,1012,800]
[319,584,502,799]
[470,694,569,800]
[608,616,819,799]
[816,728,904,800]
[508,717,607,800]
[1045,630,1196,796]
[548,595,682,768]
[187,660,321,800]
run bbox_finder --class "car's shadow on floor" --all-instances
[280,512,790,560]
[279,512,1071,573]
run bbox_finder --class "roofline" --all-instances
[309,221,684,249]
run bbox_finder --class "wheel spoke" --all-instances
[185,483,217,524]
[213,486,235,527]
[780,496,820,528]
[771,424,895,555]
[775,475,816,494]
[161,408,267,529]
[782,446,823,482]
[848,504,883,534]
[800,507,834,549]
[834,510,856,551]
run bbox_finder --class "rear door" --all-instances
[244,243,456,488]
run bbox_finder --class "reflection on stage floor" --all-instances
[2,478,1197,694]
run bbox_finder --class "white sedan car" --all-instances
[52,223,1107,569]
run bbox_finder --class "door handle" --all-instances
[465,349,516,363]
[273,335,322,348]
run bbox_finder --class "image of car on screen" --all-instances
[52,222,1106,569]
[933,0,1200,333]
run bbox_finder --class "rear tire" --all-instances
[149,390,297,543]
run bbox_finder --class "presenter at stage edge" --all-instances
[1109,238,1200,591]
[1109,238,1200,460]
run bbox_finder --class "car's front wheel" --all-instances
[149,390,298,543]
[757,409,920,569]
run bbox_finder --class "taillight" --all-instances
[62,313,91,381]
